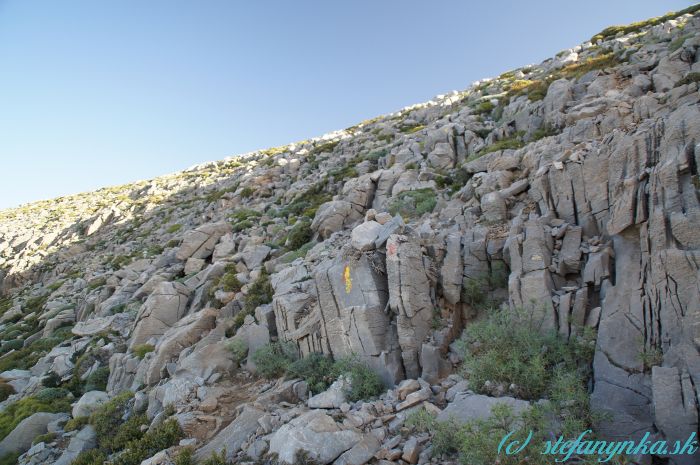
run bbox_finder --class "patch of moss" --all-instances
[388,188,437,218]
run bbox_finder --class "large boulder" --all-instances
[72,391,110,418]
[0,412,65,456]
[314,253,404,385]
[130,281,191,348]
[176,222,231,261]
[350,221,383,251]
[144,308,217,385]
[240,244,271,270]
[194,405,264,462]
[53,425,97,465]
[437,392,530,424]
[307,377,349,408]
[268,410,363,464]
[311,201,361,239]
[232,317,270,373]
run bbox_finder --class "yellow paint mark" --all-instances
[344,265,352,294]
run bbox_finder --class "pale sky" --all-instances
[0,0,692,209]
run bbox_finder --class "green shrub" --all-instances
[239,186,254,198]
[312,140,340,154]
[0,453,20,465]
[457,403,542,465]
[0,392,72,440]
[0,331,72,373]
[219,271,242,293]
[71,450,108,465]
[591,4,700,43]
[388,188,437,218]
[229,209,262,232]
[0,382,14,402]
[503,79,551,103]
[166,223,182,234]
[530,124,559,141]
[408,402,561,464]
[87,277,107,290]
[0,340,22,355]
[328,165,359,181]
[111,254,134,270]
[0,298,12,317]
[400,123,425,134]
[24,294,48,313]
[405,406,437,433]
[200,449,228,465]
[273,180,332,220]
[286,220,312,250]
[474,133,525,157]
[90,391,134,451]
[242,271,274,315]
[232,219,254,232]
[472,101,494,116]
[132,344,155,359]
[288,352,336,393]
[435,166,471,193]
[639,346,664,371]
[281,241,315,264]
[458,307,594,400]
[462,277,487,306]
[35,387,70,402]
[32,432,57,445]
[560,53,620,79]
[111,413,150,452]
[84,366,110,392]
[669,34,690,53]
[252,341,299,378]
[227,339,248,366]
[112,419,183,465]
[174,447,196,465]
[64,416,89,432]
[675,72,700,87]
[487,261,509,289]
[331,356,385,402]
[254,349,384,402]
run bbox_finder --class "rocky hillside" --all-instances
[1,5,700,465]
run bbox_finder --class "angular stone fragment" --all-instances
[351,221,383,251]
[268,410,362,465]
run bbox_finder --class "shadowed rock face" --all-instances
[1,8,700,465]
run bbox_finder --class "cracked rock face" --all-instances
[2,9,700,465]
[129,281,191,348]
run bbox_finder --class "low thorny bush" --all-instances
[71,391,183,465]
[252,342,385,401]
[402,305,600,465]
